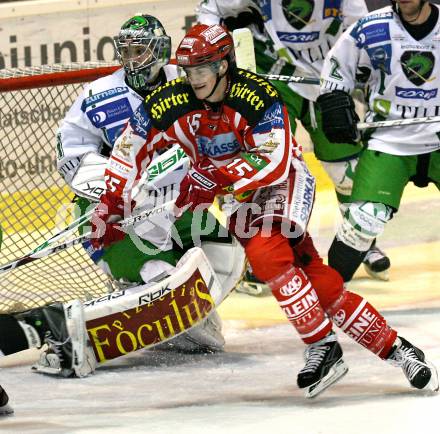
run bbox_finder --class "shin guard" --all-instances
[326,290,397,358]
[268,266,332,344]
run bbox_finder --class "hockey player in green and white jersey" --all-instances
[318,0,440,282]
[196,0,391,292]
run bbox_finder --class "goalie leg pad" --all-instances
[158,310,225,353]
[32,300,96,378]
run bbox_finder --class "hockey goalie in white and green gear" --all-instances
[0,14,236,363]
[319,0,440,282]
[196,0,391,287]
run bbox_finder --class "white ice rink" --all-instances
[1,181,439,433]
[1,307,440,434]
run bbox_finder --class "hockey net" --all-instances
[0,62,120,314]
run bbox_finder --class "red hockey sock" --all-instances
[326,290,397,358]
[268,266,333,344]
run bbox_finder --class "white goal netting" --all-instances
[0,62,120,313]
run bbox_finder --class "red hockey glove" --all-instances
[175,159,230,216]
[90,191,134,249]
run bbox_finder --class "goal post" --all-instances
[0,62,120,314]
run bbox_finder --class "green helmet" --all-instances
[114,15,171,90]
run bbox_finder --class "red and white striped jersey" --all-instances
[106,68,301,202]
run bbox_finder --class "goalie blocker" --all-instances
[29,243,244,376]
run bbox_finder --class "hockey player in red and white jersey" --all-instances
[22,23,431,396]
[87,24,439,397]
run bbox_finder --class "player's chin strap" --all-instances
[203,62,231,101]
[392,0,427,23]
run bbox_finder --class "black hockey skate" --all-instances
[363,242,390,281]
[0,385,13,415]
[297,332,349,398]
[31,300,96,378]
[387,336,439,391]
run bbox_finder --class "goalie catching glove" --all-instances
[90,191,135,249]
[175,159,230,215]
[317,90,360,144]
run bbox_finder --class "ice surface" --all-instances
[1,308,439,434]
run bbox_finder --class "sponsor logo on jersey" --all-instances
[357,11,393,27]
[237,70,278,97]
[277,31,320,43]
[395,86,438,101]
[114,136,132,158]
[149,92,190,120]
[87,98,133,128]
[253,103,284,133]
[323,0,342,19]
[281,0,314,30]
[373,98,391,116]
[366,44,392,74]
[401,51,436,86]
[291,162,315,226]
[131,105,151,138]
[197,133,241,158]
[229,82,266,110]
[357,23,390,46]
[81,86,129,109]
[104,124,126,146]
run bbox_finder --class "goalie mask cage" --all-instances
[0,62,121,314]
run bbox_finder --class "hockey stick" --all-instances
[0,200,176,275]
[259,73,320,85]
[2,145,188,271]
[357,115,440,130]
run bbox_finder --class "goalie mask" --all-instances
[114,15,171,90]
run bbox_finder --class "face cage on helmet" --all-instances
[114,35,171,81]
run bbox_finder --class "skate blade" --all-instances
[363,264,390,281]
[235,282,271,297]
[0,404,14,416]
[424,362,439,392]
[305,359,349,399]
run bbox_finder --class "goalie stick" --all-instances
[0,145,189,273]
[0,199,176,275]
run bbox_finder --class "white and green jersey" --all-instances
[321,6,440,156]
[197,0,367,100]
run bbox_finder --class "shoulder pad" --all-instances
[226,69,280,126]
[143,78,202,130]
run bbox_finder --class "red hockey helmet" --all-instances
[176,24,235,68]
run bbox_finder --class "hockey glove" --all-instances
[90,191,134,249]
[317,90,360,144]
[175,159,230,216]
